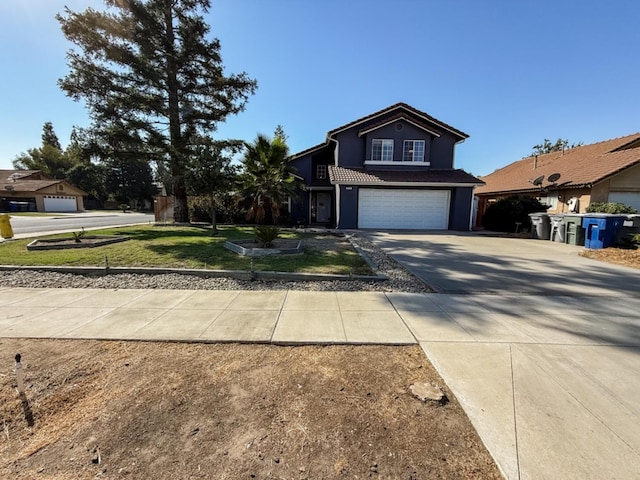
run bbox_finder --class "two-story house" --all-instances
[289,103,483,230]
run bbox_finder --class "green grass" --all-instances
[0,225,372,275]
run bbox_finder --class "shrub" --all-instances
[188,196,212,223]
[188,194,249,225]
[585,202,638,214]
[254,226,280,247]
[482,195,549,232]
[616,233,640,249]
[71,228,86,243]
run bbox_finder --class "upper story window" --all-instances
[372,139,393,162]
[316,164,327,179]
[403,140,425,162]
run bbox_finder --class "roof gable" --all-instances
[290,103,468,159]
[0,170,50,183]
[357,113,442,138]
[476,132,640,195]
[1,170,86,196]
[328,102,468,141]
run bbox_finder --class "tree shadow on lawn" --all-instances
[107,225,256,242]
[145,242,367,274]
[145,241,251,270]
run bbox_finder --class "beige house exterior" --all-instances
[1,170,86,212]
[475,133,640,226]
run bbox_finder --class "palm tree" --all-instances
[240,133,303,224]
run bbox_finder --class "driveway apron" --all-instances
[368,231,640,479]
[365,230,640,296]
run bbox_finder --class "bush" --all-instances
[585,202,638,214]
[254,226,280,247]
[219,193,248,224]
[482,195,549,232]
[187,194,249,224]
[188,197,211,223]
[616,233,640,249]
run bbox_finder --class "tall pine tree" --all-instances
[57,0,257,222]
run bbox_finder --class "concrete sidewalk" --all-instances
[0,288,416,344]
[1,287,639,479]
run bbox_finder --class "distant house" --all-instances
[474,133,640,226]
[288,103,483,230]
[0,170,86,212]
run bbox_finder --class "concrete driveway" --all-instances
[365,230,640,296]
[366,231,640,479]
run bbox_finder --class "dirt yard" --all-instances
[1,340,500,479]
[580,247,640,269]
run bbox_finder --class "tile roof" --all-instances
[329,166,483,185]
[2,179,62,192]
[0,170,86,195]
[0,170,44,182]
[475,132,640,195]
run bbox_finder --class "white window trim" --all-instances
[371,139,394,162]
[364,160,430,166]
[403,140,426,162]
[281,196,292,213]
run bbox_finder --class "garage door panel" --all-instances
[358,189,450,229]
[608,192,640,211]
[43,196,77,212]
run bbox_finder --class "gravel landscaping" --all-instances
[0,233,431,293]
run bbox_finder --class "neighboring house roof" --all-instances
[476,132,640,195]
[290,103,469,160]
[329,166,484,186]
[0,169,87,195]
[0,170,45,182]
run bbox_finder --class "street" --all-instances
[4,211,155,238]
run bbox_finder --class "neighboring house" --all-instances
[0,170,86,212]
[474,133,640,226]
[289,103,483,230]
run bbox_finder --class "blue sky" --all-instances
[1,0,638,176]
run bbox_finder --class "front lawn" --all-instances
[0,225,372,275]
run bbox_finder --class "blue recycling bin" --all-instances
[581,215,625,249]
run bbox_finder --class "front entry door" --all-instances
[316,192,332,223]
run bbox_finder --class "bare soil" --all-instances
[580,247,640,269]
[1,340,501,479]
[26,236,128,250]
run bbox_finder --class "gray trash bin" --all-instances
[529,212,550,239]
[549,214,566,243]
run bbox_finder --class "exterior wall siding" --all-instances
[429,135,457,169]
[337,185,359,229]
[289,106,473,230]
[608,162,640,191]
[362,122,433,163]
[449,187,473,230]
[334,131,365,168]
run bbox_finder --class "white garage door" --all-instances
[609,192,640,211]
[358,189,450,229]
[43,195,77,212]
